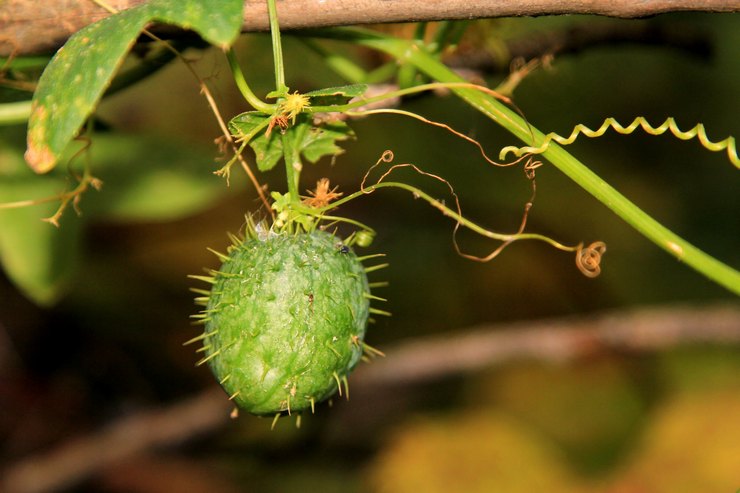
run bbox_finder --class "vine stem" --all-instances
[281,124,308,203]
[307,81,514,114]
[266,0,288,94]
[307,27,740,295]
[265,0,304,204]
[0,100,32,124]
[225,49,273,113]
[298,38,368,84]
[302,180,576,252]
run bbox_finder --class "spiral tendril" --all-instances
[499,117,739,169]
[576,241,607,278]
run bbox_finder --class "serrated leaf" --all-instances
[228,111,270,139]
[305,84,368,106]
[248,116,355,171]
[25,0,244,173]
[249,127,285,172]
[300,120,355,163]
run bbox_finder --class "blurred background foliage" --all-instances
[1,12,738,493]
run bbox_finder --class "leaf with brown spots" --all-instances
[25,0,244,173]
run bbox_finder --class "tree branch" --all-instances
[2,0,738,56]
[445,21,714,73]
[1,388,232,493]
[2,304,738,493]
[355,303,740,389]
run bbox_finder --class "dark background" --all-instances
[1,13,738,493]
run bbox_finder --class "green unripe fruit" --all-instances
[193,230,371,416]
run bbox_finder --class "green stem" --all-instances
[281,124,308,203]
[268,0,295,204]
[429,21,468,54]
[310,180,575,252]
[0,100,32,125]
[364,62,399,84]
[299,39,368,84]
[307,81,497,114]
[306,27,740,294]
[397,23,427,89]
[413,58,740,294]
[266,0,288,94]
[0,55,52,70]
[226,49,273,113]
[296,210,376,235]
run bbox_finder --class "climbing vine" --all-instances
[0,0,738,422]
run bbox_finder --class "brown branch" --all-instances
[446,21,715,73]
[2,304,739,493]
[1,388,232,493]
[2,0,739,56]
[354,303,740,389]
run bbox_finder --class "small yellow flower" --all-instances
[266,92,310,136]
[278,91,310,124]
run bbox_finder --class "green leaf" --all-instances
[0,198,83,306]
[0,130,230,305]
[0,144,83,305]
[300,120,355,163]
[26,9,147,173]
[228,111,272,148]
[250,127,286,172]
[248,116,355,171]
[25,0,244,173]
[227,112,281,171]
[147,0,245,49]
[81,133,228,221]
[305,84,368,106]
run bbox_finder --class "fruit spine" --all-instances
[188,222,386,419]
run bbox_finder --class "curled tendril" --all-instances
[523,156,543,180]
[500,117,740,169]
[576,241,607,278]
[357,150,600,274]
[347,108,530,169]
[360,150,396,193]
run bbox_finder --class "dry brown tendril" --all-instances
[576,241,607,278]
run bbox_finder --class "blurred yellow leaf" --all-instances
[611,389,740,493]
[472,360,646,472]
[366,410,586,493]
[368,367,740,493]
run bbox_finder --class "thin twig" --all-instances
[87,0,272,213]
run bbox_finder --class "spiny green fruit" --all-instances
[190,228,385,418]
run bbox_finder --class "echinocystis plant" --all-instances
[188,220,386,423]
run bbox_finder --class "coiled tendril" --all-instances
[576,241,607,278]
[500,117,739,169]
